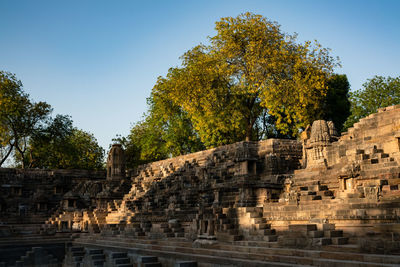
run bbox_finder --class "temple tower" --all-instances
[302,120,338,168]
[106,144,126,179]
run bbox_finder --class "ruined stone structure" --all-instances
[2,106,400,266]
[106,144,126,180]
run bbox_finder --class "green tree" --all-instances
[343,75,400,130]
[0,71,52,168]
[150,79,205,155]
[322,74,351,132]
[67,129,105,170]
[22,115,105,170]
[123,91,204,168]
[25,114,74,168]
[153,13,337,147]
[0,121,13,167]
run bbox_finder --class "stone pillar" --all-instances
[207,219,215,236]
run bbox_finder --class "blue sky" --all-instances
[1,0,399,150]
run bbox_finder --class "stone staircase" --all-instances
[278,224,348,247]
[122,222,147,237]
[74,234,400,266]
[138,256,161,267]
[85,249,106,267]
[93,210,108,229]
[298,184,335,202]
[238,207,278,242]
[64,246,85,266]
[214,208,243,242]
[110,252,132,267]
[85,211,100,233]
[14,246,58,267]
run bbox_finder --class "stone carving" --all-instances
[303,120,338,168]
[280,178,298,205]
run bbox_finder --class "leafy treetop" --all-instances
[343,75,400,130]
[152,12,338,148]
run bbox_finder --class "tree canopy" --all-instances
[124,13,342,165]
[343,75,400,130]
[118,89,204,169]
[0,71,105,170]
[322,74,351,132]
[22,115,105,170]
[152,13,338,148]
[0,71,52,167]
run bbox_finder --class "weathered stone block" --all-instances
[289,224,317,232]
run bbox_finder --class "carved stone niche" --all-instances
[279,178,298,205]
[234,142,258,176]
[302,120,338,169]
[364,186,380,201]
[339,175,355,191]
[237,187,257,207]
[338,162,360,193]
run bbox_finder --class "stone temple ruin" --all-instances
[2,106,400,266]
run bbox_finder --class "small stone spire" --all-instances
[106,144,126,179]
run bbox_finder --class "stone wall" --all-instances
[327,104,400,167]
[0,168,106,225]
[96,106,400,251]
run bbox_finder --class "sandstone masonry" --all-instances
[2,106,400,266]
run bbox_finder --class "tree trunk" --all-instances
[15,144,26,169]
[0,144,14,167]
[245,123,253,141]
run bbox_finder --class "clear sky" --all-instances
[1,0,399,151]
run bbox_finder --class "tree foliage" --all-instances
[322,74,351,132]
[22,115,105,170]
[0,71,104,170]
[151,13,338,148]
[121,13,341,166]
[343,75,400,130]
[0,71,52,167]
[121,88,204,169]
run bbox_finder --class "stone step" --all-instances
[111,252,128,259]
[312,237,332,246]
[175,261,197,267]
[72,251,85,257]
[93,260,105,266]
[324,230,343,238]
[91,254,105,260]
[308,231,324,238]
[115,258,131,264]
[332,237,349,245]
[249,217,267,224]
[253,223,271,230]
[144,263,162,267]
[140,256,159,263]
[248,229,276,236]
[263,235,278,242]
[361,161,398,170]
[70,246,85,252]
[215,232,243,242]
[73,256,83,262]
[289,224,317,232]
[89,249,103,255]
